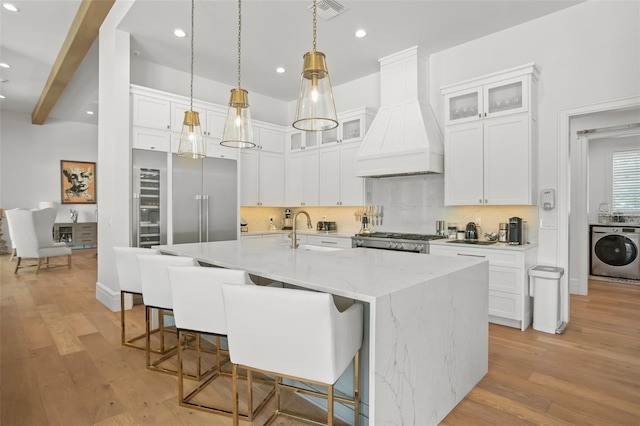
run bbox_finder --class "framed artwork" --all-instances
[60,160,96,204]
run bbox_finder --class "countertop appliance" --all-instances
[465,222,478,241]
[509,217,526,245]
[283,209,292,230]
[316,221,337,232]
[591,225,639,281]
[352,232,446,254]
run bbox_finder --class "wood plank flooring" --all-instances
[1,249,639,425]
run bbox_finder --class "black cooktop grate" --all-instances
[354,232,445,241]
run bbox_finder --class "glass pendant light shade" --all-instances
[178,110,206,158]
[221,88,256,148]
[292,52,338,132]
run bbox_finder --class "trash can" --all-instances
[528,265,565,334]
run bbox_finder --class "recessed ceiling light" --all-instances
[0,94,5,99]
[355,29,367,38]
[86,111,94,115]
[2,3,19,12]
[0,62,9,68]
[276,67,285,74]
[173,29,187,38]
[0,79,8,83]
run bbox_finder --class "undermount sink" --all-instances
[297,244,343,252]
[447,240,497,245]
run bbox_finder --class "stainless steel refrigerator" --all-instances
[172,155,238,244]
[132,149,168,248]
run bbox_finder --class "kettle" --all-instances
[465,222,478,241]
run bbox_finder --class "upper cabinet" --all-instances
[132,94,171,130]
[444,75,529,125]
[286,129,319,152]
[319,108,375,146]
[441,64,539,206]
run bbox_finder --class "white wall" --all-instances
[429,0,640,270]
[0,109,98,247]
[131,57,290,126]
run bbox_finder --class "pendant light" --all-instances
[178,0,206,158]
[292,0,338,131]
[221,0,255,148]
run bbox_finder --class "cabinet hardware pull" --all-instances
[457,253,486,258]
[321,241,337,244]
[478,114,481,118]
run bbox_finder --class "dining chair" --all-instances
[6,208,72,274]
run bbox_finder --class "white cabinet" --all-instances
[132,127,171,152]
[132,94,171,130]
[429,243,537,330]
[306,235,352,249]
[287,150,319,206]
[255,125,285,153]
[442,64,539,206]
[444,75,529,125]
[318,143,365,206]
[170,134,237,160]
[319,107,375,146]
[286,129,319,152]
[240,150,285,206]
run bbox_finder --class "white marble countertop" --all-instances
[430,238,538,251]
[155,238,485,302]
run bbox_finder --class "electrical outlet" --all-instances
[268,215,274,222]
[475,217,481,225]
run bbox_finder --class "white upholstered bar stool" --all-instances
[167,266,275,419]
[114,246,164,351]
[222,284,364,426]
[138,253,198,376]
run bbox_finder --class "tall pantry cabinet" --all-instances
[441,64,539,206]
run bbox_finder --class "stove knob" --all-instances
[387,242,395,249]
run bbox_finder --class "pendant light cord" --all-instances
[189,0,195,111]
[237,0,242,88]
[312,0,317,52]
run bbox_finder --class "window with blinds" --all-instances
[612,149,640,212]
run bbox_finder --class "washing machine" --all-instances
[591,226,640,280]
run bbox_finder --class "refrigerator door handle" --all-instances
[133,193,141,247]
[204,195,210,242]
[196,195,203,243]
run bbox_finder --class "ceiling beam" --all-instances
[31,0,114,125]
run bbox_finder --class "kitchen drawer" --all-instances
[489,265,522,294]
[306,235,351,249]
[430,244,523,267]
[489,290,520,321]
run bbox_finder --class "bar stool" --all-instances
[137,253,199,376]
[167,266,275,419]
[114,246,163,351]
[222,284,364,426]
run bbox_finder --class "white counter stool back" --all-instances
[114,246,164,352]
[167,266,275,419]
[222,284,364,426]
[138,253,198,376]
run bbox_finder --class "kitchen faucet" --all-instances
[289,210,312,249]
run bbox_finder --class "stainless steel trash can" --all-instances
[528,265,565,334]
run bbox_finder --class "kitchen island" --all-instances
[155,238,489,425]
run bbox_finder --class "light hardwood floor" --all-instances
[1,249,639,425]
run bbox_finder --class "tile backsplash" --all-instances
[242,173,538,242]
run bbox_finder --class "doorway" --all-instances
[561,100,640,297]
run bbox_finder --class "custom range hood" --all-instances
[355,46,443,177]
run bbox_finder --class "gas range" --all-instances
[351,232,447,254]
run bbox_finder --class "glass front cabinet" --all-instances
[444,74,529,125]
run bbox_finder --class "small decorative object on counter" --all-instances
[598,202,610,224]
[240,217,248,233]
[457,230,465,240]
[436,220,446,236]
[484,232,498,242]
[69,209,78,223]
[498,223,509,242]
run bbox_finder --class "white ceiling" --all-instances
[0,0,584,125]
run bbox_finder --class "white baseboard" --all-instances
[96,281,121,312]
